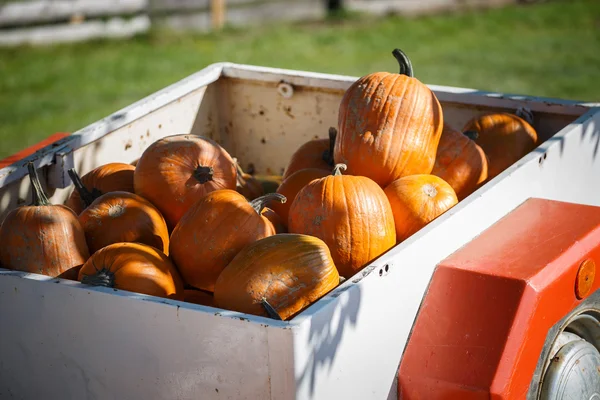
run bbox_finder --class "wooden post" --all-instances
[211,0,226,30]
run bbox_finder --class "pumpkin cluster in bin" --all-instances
[0,48,538,321]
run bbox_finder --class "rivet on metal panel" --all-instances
[575,259,596,299]
[277,81,294,99]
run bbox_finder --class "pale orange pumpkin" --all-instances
[283,127,336,180]
[384,174,458,242]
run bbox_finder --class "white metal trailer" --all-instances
[0,62,599,399]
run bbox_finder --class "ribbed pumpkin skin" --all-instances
[288,168,396,278]
[384,174,458,242]
[78,242,184,300]
[271,168,330,226]
[133,134,237,230]
[214,234,340,320]
[66,162,135,215]
[431,125,488,200]
[78,191,169,255]
[335,72,443,187]
[0,164,89,280]
[283,139,331,180]
[169,189,277,292]
[463,113,538,179]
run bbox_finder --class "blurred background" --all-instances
[0,0,598,160]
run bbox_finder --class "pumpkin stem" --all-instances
[322,127,337,167]
[392,48,414,78]
[515,107,534,126]
[193,166,214,184]
[332,163,347,176]
[250,193,286,214]
[261,298,282,320]
[81,268,115,288]
[27,162,50,206]
[67,168,101,208]
[463,130,479,141]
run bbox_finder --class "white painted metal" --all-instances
[1,62,599,399]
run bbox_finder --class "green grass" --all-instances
[1,0,599,159]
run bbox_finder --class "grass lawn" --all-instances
[0,0,599,159]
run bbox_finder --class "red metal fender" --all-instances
[0,132,70,168]
[398,197,600,399]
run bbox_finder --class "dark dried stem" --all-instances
[81,268,115,288]
[392,48,414,77]
[332,163,347,176]
[250,193,286,214]
[193,166,214,184]
[27,162,50,206]
[322,127,337,167]
[463,130,479,141]
[261,298,282,320]
[68,168,98,208]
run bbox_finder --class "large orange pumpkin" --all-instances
[384,174,458,242]
[78,242,184,300]
[66,163,135,214]
[214,234,340,320]
[78,191,170,255]
[169,190,285,292]
[462,111,538,180]
[282,127,336,180]
[133,134,237,230]
[335,49,443,187]
[431,124,488,200]
[0,162,89,280]
[288,164,396,278]
[270,167,330,226]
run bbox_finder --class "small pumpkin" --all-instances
[261,208,287,234]
[431,124,488,200]
[270,168,330,226]
[288,164,396,278]
[0,162,89,280]
[78,191,169,255]
[234,158,264,200]
[462,110,538,179]
[335,49,443,187]
[78,242,184,300]
[214,233,340,320]
[384,174,458,242]
[65,163,135,215]
[184,289,215,307]
[133,134,237,230]
[169,190,286,292]
[282,127,336,180]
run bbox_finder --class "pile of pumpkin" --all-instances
[0,49,538,321]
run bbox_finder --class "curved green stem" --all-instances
[81,268,115,288]
[332,163,347,176]
[250,193,286,214]
[463,130,479,141]
[392,48,414,77]
[68,168,100,208]
[322,127,337,167]
[261,297,282,320]
[194,166,214,184]
[27,162,50,206]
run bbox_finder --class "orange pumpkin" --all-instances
[66,163,135,214]
[254,174,284,194]
[270,168,330,226]
[214,234,340,320]
[282,127,336,180]
[184,289,215,307]
[234,158,264,200]
[384,174,458,242]
[169,190,286,292]
[431,124,488,200]
[261,208,287,234]
[288,164,396,278]
[0,162,89,280]
[78,191,169,255]
[462,111,538,180]
[78,242,184,300]
[335,49,443,187]
[133,134,237,230]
